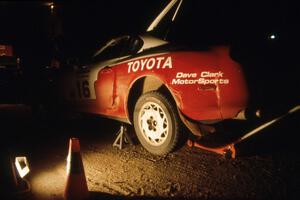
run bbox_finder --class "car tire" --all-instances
[133,91,182,155]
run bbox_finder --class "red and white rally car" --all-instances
[58,0,250,155]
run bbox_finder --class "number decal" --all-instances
[76,80,90,98]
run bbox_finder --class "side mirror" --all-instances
[128,36,143,54]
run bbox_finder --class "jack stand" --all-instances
[113,124,132,150]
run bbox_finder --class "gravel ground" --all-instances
[1,105,299,200]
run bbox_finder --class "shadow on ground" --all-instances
[236,111,300,157]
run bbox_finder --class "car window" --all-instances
[93,35,143,62]
[93,36,129,62]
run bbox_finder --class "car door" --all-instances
[61,36,128,113]
[94,35,144,115]
[93,36,132,114]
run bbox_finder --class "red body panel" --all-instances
[213,47,249,119]
[94,46,249,122]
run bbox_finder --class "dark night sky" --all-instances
[0,0,299,68]
[0,1,169,65]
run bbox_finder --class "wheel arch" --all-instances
[127,75,177,123]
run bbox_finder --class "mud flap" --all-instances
[177,108,202,137]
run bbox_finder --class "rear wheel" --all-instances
[133,91,183,155]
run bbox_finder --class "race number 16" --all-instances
[76,80,90,98]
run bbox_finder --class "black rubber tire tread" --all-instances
[133,91,182,155]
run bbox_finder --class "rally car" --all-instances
[56,0,250,155]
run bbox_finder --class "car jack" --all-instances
[188,105,300,159]
[113,124,133,150]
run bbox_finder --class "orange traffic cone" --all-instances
[64,138,89,200]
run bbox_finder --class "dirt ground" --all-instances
[1,105,299,200]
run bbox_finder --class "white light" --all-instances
[50,3,54,13]
[269,34,276,40]
[15,157,30,178]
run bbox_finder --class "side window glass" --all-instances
[93,36,143,62]
[93,37,129,62]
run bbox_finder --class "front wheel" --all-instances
[133,91,183,155]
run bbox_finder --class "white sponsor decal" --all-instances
[128,56,172,73]
[171,71,229,85]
